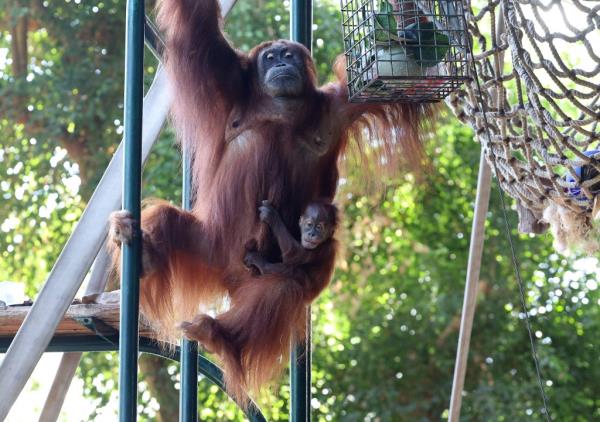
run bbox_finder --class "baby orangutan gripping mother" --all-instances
[244,200,338,302]
[180,200,338,401]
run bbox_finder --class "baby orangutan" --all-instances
[244,199,338,302]
[181,200,338,402]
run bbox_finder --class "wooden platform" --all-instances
[0,302,155,340]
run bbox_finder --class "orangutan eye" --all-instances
[316,223,323,231]
[284,52,293,58]
[266,53,275,60]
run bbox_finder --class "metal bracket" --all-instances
[73,316,118,346]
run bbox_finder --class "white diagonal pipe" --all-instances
[0,66,171,420]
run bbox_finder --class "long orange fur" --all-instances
[109,0,435,405]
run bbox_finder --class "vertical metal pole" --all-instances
[290,1,312,420]
[180,150,199,422]
[291,0,313,49]
[290,311,312,422]
[119,0,144,420]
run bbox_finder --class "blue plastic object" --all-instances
[565,150,600,201]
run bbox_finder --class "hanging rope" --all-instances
[449,0,600,253]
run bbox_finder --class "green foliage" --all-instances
[309,116,600,421]
[374,0,398,42]
[1,0,599,421]
[404,21,450,66]
[0,0,126,292]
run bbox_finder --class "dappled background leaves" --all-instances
[1,0,598,421]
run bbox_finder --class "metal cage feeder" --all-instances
[340,0,470,103]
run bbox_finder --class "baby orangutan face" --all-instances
[299,203,336,250]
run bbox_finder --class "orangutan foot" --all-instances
[108,210,137,245]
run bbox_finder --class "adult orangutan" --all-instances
[109,0,433,403]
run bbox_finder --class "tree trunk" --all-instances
[139,355,181,422]
[10,1,29,78]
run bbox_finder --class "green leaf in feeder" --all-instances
[402,20,450,66]
[374,0,398,43]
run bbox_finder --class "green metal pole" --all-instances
[290,311,312,422]
[119,0,144,420]
[291,0,313,49]
[180,150,199,422]
[290,0,312,420]
[0,336,267,422]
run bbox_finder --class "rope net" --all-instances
[448,0,600,253]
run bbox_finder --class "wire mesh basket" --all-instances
[340,0,470,103]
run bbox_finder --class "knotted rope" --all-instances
[448,0,600,252]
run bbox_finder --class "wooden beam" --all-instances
[448,6,507,420]
[448,153,492,421]
[0,303,155,339]
[37,353,81,422]
[0,66,171,420]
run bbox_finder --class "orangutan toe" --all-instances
[179,314,219,346]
